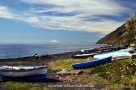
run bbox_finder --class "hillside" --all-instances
[97,14,136,46]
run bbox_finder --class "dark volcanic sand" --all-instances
[0,47,115,90]
[0,50,96,90]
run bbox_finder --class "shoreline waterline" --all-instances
[0,44,107,59]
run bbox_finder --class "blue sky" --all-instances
[0,0,135,44]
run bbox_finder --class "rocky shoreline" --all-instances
[0,47,98,63]
[1,46,135,90]
[0,49,97,90]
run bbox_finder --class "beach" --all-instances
[0,50,95,90]
[1,0,136,89]
[0,47,136,90]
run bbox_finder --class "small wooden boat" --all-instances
[0,66,47,80]
[71,53,96,59]
[72,57,112,69]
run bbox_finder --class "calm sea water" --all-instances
[0,44,105,59]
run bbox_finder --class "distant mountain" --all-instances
[97,14,136,46]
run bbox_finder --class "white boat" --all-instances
[0,66,47,80]
[71,53,95,59]
[120,47,134,52]
[93,49,132,59]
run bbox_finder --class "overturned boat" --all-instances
[72,57,112,69]
[71,53,95,59]
[94,49,132,59]
[0,66,47,80]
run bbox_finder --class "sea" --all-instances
[0,44,106,59]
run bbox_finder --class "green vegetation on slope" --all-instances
[97,14,136,46]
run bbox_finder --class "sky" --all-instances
[0,0,135,44]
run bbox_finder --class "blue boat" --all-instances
[72,57,112,69]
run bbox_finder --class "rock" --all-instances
[56,70,83,75]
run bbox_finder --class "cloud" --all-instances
[0,0,132,34]
[0,6,17,19]
[23,16,122,34]
[98,35,105,38]
[21,0,129,16]
[50,40,59,43]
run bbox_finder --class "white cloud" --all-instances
[0,6,26,21]
[24,17,41,24]
[22,0,129,16]
[0,6,17,19]
[50,40,59,43]
[20,15,122,34]
[0,0,131,34]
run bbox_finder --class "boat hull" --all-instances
[72,57,112,69]
[0,66,47,80]
[71,53,95,59]
[94,50,132,59]
[1,74,46,80]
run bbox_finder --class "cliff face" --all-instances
[97,14,136,45]
[97,24,127,45]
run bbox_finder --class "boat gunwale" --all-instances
[0,66,47,72]
[73,57,112,65]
